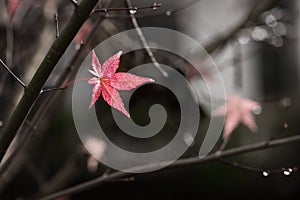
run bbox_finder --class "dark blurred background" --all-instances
[0,0,300,199]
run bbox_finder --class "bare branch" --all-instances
[93,2,161,13]
[0,59,26,89]
[214,122,292,174]
[101,0,203,19]
[126,0,168,77]
[219,158,263,172]
[219,157,298,176]
[37,134,300,200]
[40,85,70,95]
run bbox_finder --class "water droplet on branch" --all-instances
[152,2,160,9]
[129,7,137,14]
[273,22,286,36]
[165,10,172,16]
[265,14,277,27]
[252,27,268,41]
[282,168,292,176]
[262,171,270,177]
[268,36,283,47]
[278,97,291,108]
[252,105,262,115]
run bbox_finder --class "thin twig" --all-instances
[126,0,168,77]
[54,12,59,38]
[40,85,70,95]
[106,177,135,183]
[214,121,289,174]
[0,59,26,89]
[101,0,205,19]
[93,3,161,13]
[70,0,78,7]
[219,158,297,176]
[219,158,262,172]
[26,160,47,188]
[37,134,300,200]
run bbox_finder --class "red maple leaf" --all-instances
[213,95,261,140]
[88,50,154,118]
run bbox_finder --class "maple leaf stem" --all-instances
[0,0,99,163]
[40,78,90,95]
[126,0,168,77]
[37,134,300,200]
[0,59,26,89]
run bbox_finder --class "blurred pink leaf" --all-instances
[84,136,106,173]
[6,0,20,18]
[88,50,154,118]
[213,95,261,140]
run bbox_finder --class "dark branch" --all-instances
[0,59,26,89]
[37,134,300,200]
